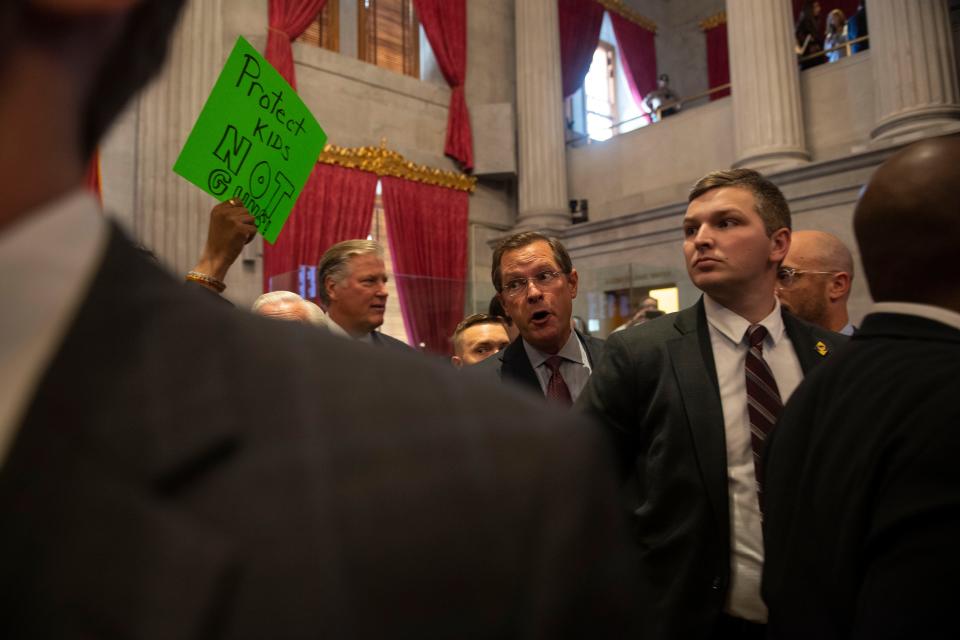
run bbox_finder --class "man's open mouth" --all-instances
[531,310,550,322]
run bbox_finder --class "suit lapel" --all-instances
[666,301,729,534]
[499,337,542,394]
[578,331,604,368]
[783,311,831,373]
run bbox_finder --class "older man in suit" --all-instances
[0,1,643,637]
[316,239,410,349]
[763,135,960,639]
[473,232,604,406]
[579,169,843,640]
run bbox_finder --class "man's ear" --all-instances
[451,356,463,369]
[324,276,338,303]
[828,272,851,301]
[30,0,141,14]
[567,268,579,299]
[770,228,791,264]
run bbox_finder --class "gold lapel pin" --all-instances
[815,341,828,356]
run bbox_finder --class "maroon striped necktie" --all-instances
[544,356,573,407]
[745,324,783,499]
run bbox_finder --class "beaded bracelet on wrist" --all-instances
[185,270,226,293]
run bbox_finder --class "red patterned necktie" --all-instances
[745,324,783,500]
[544,356,573,407]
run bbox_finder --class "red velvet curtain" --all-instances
[558,0,605,98]
[84,149,102,205]
[381,177,468,355]
[266,0,327,89]
[262,162,378,291]
[705,22,730,100]
[263,0,329,292]
[609,13,658,118]
[412,0,473,171]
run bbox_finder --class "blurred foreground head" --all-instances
[854,134,960,312]
[0,0,188,229]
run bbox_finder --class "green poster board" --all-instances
[173,36,327,244]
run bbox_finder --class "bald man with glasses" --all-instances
[776,230,856,335]
[471,232,605,406]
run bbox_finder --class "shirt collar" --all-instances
[703,294,785,347]
[871,302,960,332]
[522,330,584,369]
[323,314,374,344]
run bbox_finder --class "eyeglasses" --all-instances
[776,266,838,287]
[501,270,565,298]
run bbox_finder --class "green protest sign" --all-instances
[173,36,327,244]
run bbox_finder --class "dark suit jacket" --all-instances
[371,329,412,350]
[471,331,605,399]
[577,298,843,640]
[763,312,960,639]
[0,225,642,639]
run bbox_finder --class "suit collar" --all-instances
[522,330,585,369]
[858,311,960,343]
[498,336,542,392]
[870,302,960,333]
[702,294,786,348]
[579,332,605,368]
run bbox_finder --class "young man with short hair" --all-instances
[579,168,843,640]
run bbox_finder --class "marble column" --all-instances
[727,0,809,171]
[134,0,224,274]
[515,0,569,230]
[868,0,960,141]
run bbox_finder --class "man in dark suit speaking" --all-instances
[473,232,604,406]
[579,169,842,640]
[0,1,642,637]
[762,135,960,639]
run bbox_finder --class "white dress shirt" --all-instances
[871,302,960,332]
[522,330,592,402]
[0,191,107,467]
[703,295,804,623]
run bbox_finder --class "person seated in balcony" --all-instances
[824,9,848,63]
[643,74,681,122]
[795,0,825,70]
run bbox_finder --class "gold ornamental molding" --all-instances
[699,11,727,31]
[318,141,477,193]
[596,0,657,34]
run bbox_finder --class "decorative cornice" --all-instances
[699,11,726,31]
[318,142,477,193]
[596,0,657,33]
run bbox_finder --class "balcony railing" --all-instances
[566,34,870,148]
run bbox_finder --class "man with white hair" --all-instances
[252,290,325,326]
[316,239,409,348]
